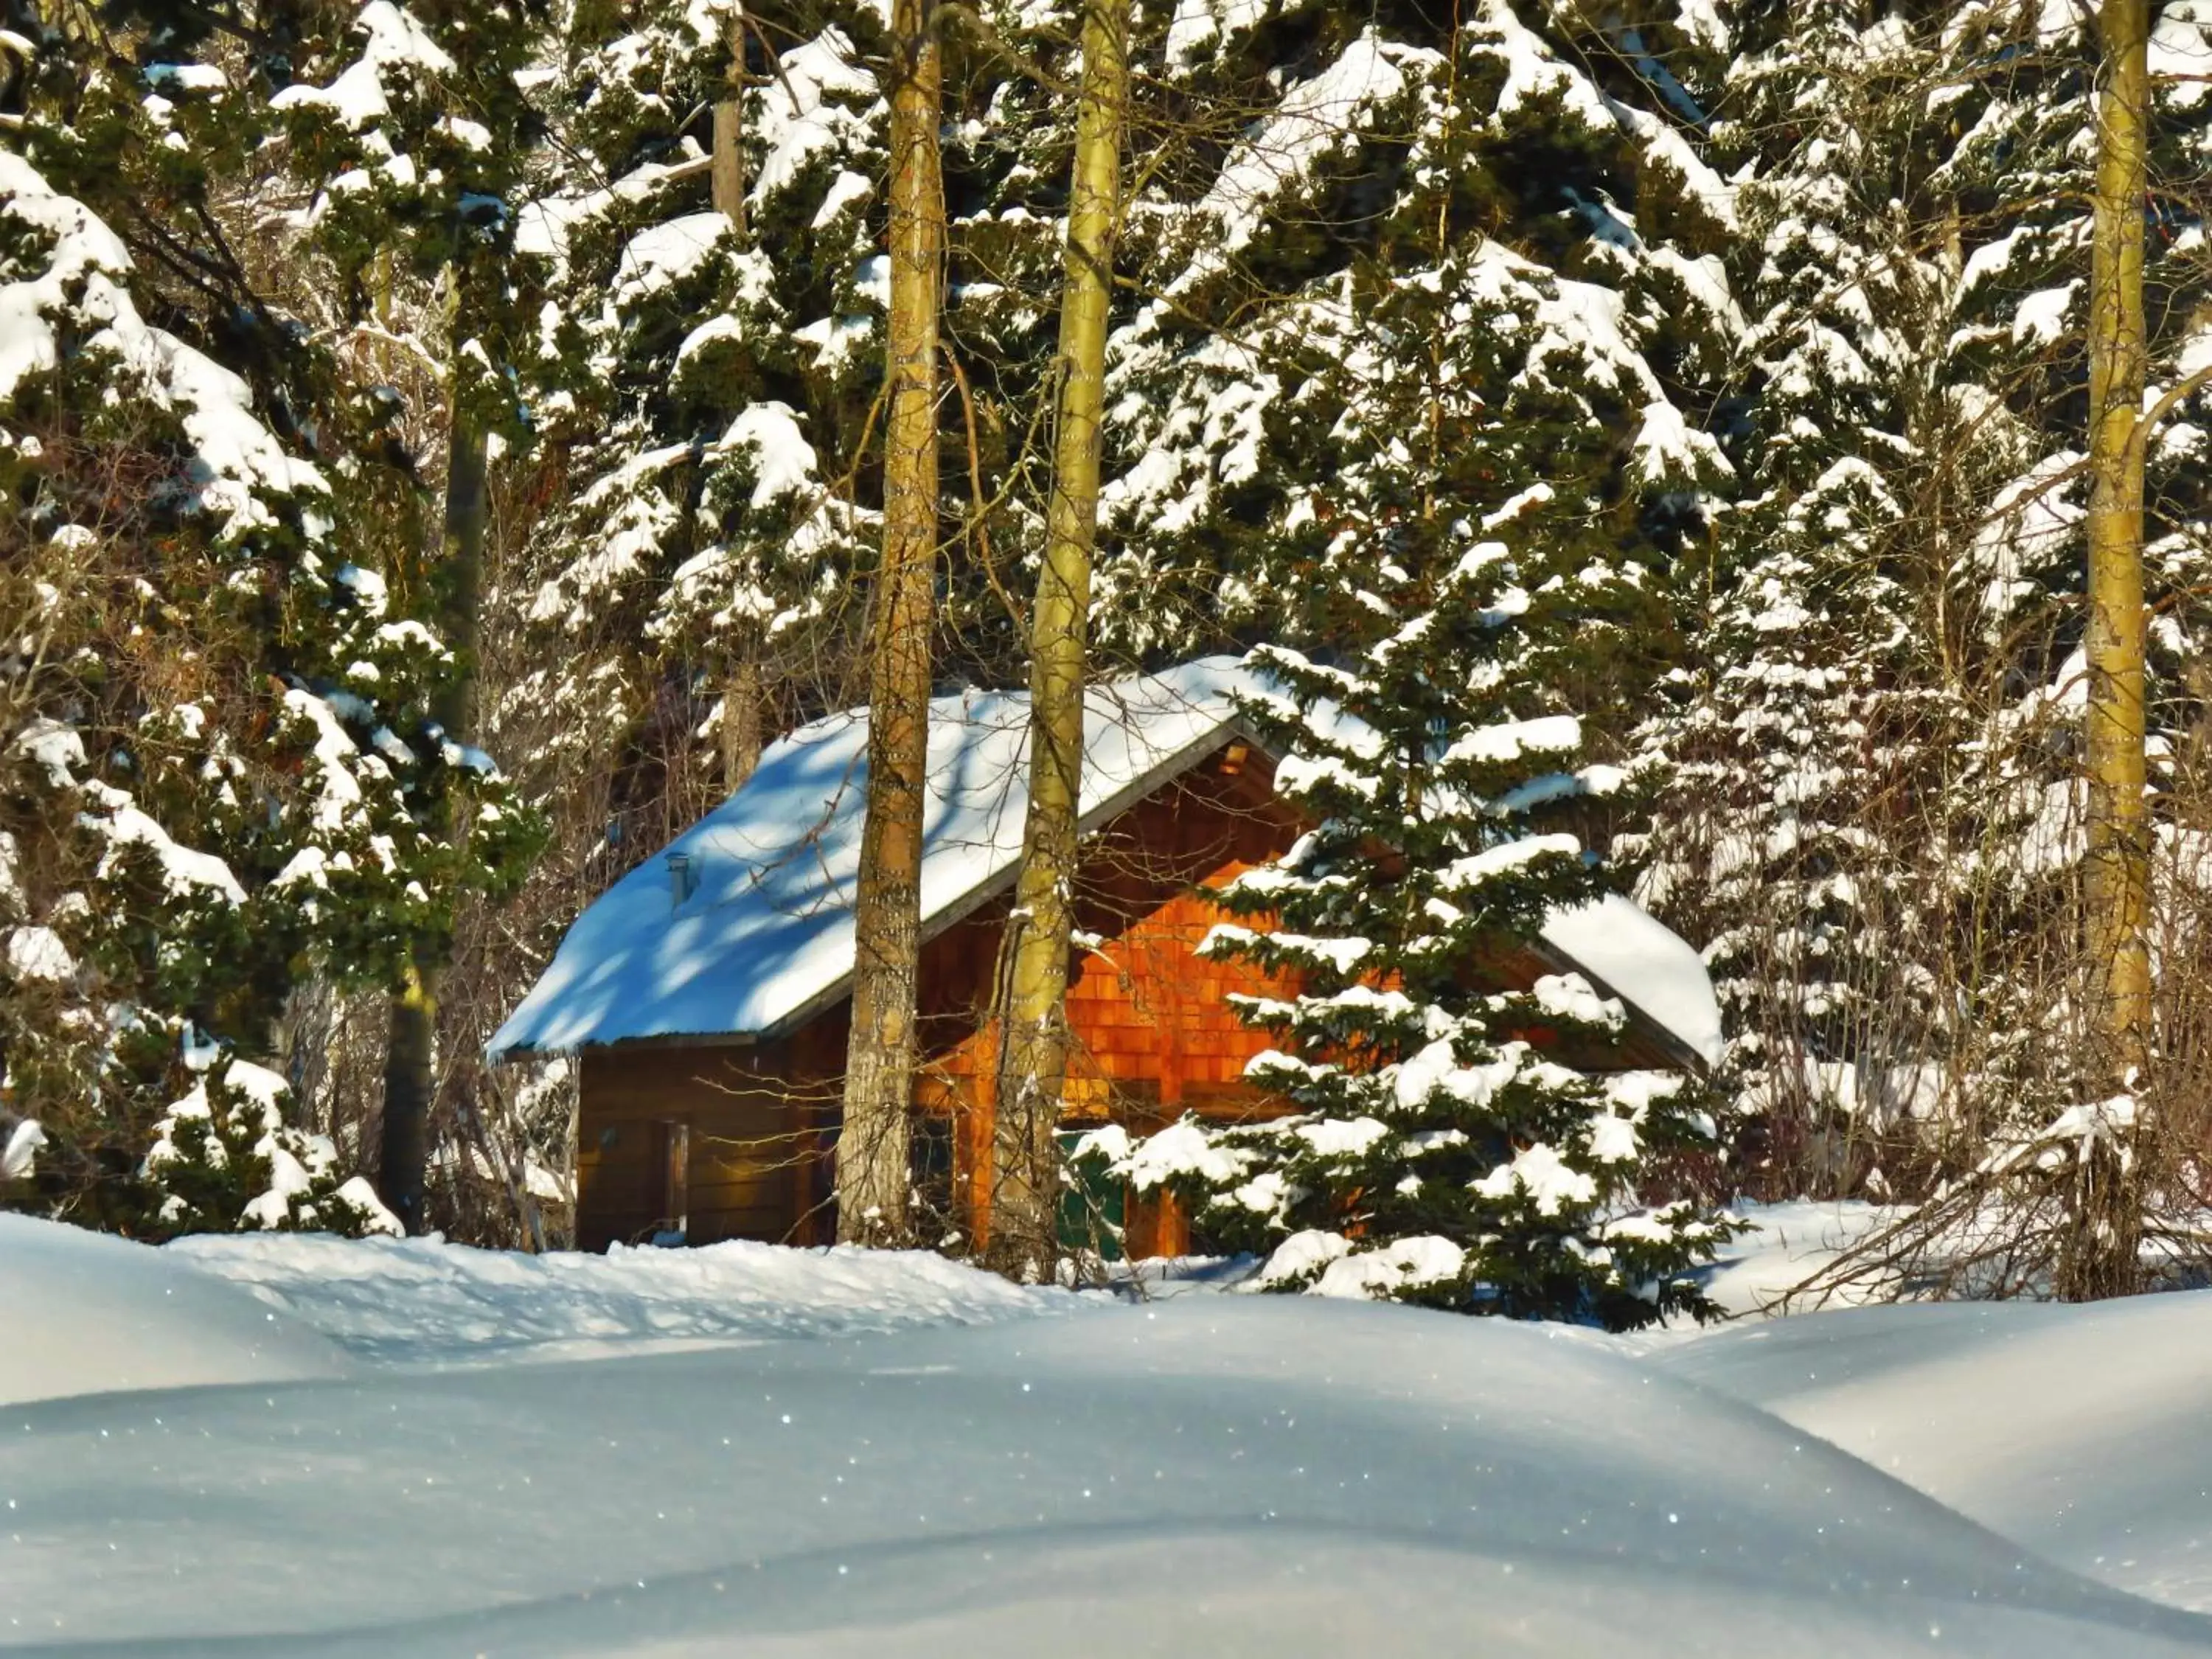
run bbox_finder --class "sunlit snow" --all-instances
[2,1215,2210,1655]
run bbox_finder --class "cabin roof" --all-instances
[487,656,1722,1068]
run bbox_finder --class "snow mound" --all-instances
[0,1214,344,1405]
[1688,1197,1899,1317]
[1,1297,2205,1653]
[1652,1289,2212,1614]
[165,1231,1074,1363]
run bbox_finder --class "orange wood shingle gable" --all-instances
[903,752,1304,1250]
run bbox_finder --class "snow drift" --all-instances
[1654,1291,2212,1613]
[166,1228,1072,1363]
[0,1213,344,1406]
[2,1218,2210,1655]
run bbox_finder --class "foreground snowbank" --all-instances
[4,1291,2204,1656]
[166,1229,1074,1363]
[1655,1292,2212,1613]
[0,1214,344,1406]
[7,1216,2212,1655]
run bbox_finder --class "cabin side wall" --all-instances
[575,1023,843,1251]
[916,752,1304,1253]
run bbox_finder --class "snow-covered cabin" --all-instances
[490,658,1721,1254]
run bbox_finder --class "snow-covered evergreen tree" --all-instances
[1107,582,1731,1325]
[1088,240,1736,1325]
[269,0,558,1229]
[1639,0,2212,1194]
[512,0,887,824]
[1,18,532,1235]
[1093,0,1741,667]
[1630,2,1952,1186]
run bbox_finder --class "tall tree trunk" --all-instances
[2065,0,2150,1302]
[378,275,488,1236]
[379,960,436,1234]
[837,0,942,1245]
[710,10,746,235]
[712,29,757,799]
[987,0,1130,1277]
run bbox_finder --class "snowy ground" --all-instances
[164,1227,1071,1365]
[1688,1196,1894,1316]
[3,1213,2210,1656]
[1654,1295,2212,1613]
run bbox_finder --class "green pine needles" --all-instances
[1122,563,1737,1327]
[1093,243,1739,1328]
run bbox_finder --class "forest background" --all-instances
[7,0,2212,1307]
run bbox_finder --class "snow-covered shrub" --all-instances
[142,1061,399,1240]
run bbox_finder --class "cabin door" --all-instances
[651,1119,690,1242]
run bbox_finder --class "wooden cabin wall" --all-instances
[915,751,1304,1254]
[569,737,1695,1256]
[922,751,1298,1112]
[575,1034,838,1251]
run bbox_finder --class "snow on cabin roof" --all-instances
[1539,894,1720,1069]
[487,656,1722,1066]
[489,658,1259,1059]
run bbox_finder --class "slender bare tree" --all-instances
[381,273,490,1235]
[987,0,1133,1274]
[838,0,944,1244]
[710,9,764,795]
[2066,0,2152,1301]
[710,9,748,237]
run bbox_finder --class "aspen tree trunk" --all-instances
[710,10,746,236]
[838,0,942,1245]
[711,15,758,793]
[988,0,1130,1276]
[2065,0,2150,1301]
[379,276,488,1235]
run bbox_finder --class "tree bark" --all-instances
[2065,0,2150,1302]
[710,10,746,235]
[837,0,942,1245]
[987,0,1130,1277]
[720,650,762,791]
[377,280,488,1235]
[379,961,437,1233]
[710,16,757,799]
